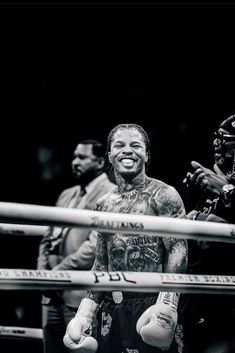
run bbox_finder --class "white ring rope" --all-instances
[0,269,235,295]
[0,325,42,339]
[0,223,47,236]
[0,202,234,243]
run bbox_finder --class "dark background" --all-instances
[0,2,235,351]
[1,4,235,206]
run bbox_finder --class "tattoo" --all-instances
[87,232,108,303]
[164,238,188,273]
[108,234,164,272]
[87,177,188,303]
[152,184,186,218]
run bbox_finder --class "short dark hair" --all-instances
[106,123,151,167]
[78,139,106,158]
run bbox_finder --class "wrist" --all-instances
[222,183,235,193]
[222,184,235,206]
[77,298,99,318]
[156,292,179,311]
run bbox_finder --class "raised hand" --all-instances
[183,161,227,195]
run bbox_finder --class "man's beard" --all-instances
[215,151,234,176]
[74,169,99,186]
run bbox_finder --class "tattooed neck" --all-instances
[115,172,149,193]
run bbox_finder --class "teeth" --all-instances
[121,159,134,166]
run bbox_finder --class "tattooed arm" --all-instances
[163,238,188,273]
[86,198,109,304]
[136,185,187,348]
[86,231,109,304]
[154,184,188,272]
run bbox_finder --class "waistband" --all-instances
[104,291,157,303]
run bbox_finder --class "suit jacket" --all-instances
[37,172,115,307]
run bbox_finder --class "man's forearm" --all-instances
[164,239,188,274]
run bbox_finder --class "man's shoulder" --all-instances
[94,185,117,208]
[56,185,78,204]
[147,177,174,191]
[148,178,185,217]
[85,175,116,209]
[59,185,78,197]
[100,175,116,189]
[148,177,183,203]
[93,173,115,192]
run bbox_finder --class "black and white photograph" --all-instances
[0,2,235,353]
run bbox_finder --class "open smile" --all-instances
[119,158,136,168]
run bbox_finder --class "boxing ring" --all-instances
[0,325,42,339]
[0,202,235,341]
[0,201,234,243]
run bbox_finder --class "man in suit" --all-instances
[37,139,115,353]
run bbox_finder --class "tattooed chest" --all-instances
[107,234,164,272]
[101,190,154,215]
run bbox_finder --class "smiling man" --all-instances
[64,124,188,353]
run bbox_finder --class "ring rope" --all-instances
[0,325,42,339]
[0,223,47,236]
[0,269,235,295]
[0,202,234,243]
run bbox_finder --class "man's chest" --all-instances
[101,190,157,216]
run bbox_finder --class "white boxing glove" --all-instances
[63,298,99,353]
[136,292,179,349]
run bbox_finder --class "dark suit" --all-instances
[37,173,115,353]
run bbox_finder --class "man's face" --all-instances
[213,128,235,170]
[72,144,101,183]
[108,128,148,178]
